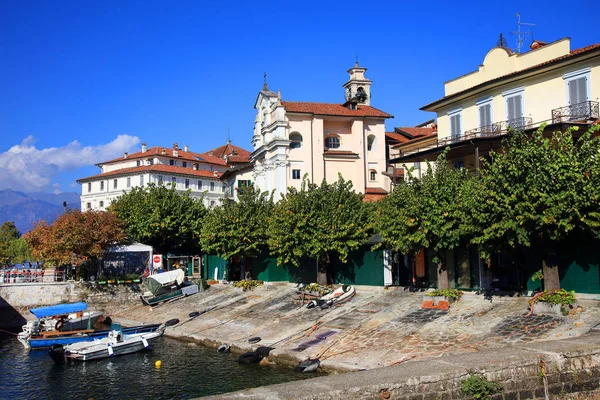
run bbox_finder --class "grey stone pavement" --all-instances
[104,283,600,373]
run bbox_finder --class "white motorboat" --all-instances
[306,285,355,309]
[48,319,179,363]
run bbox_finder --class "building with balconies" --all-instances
[77,141,250,211]
[390,38,600,172]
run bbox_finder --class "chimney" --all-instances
[141,142,147,153]
[124,152,128,159]
[173,149,179,157]
[530,40,547,51]
[184,145,189,152]
[173,142,178,150]
[161,148,166,155]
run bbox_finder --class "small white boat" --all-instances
[49,328,162,363]
[306,285,355,309]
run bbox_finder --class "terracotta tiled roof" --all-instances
[281,101,393,118]
[206,143,251,159]
[422,42,600,111]
[228,155,251,163]
[365,187,388,194]
[395,127,437,139]
[385,132,409,143]
[77,164,222,182]
[101,146,228,166]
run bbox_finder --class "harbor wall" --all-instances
[204,333,600,400]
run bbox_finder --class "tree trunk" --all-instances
[542,255,560,291]
[316,260,328,286]
[437,262,450,289]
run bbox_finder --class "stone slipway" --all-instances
[98,283,600,374]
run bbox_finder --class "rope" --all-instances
[0,328,18,336]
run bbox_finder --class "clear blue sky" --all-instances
[1,0,598,193]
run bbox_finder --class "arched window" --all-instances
[369,169,377,181]
[290,132,303,149]
[367,134,376,151]
[325,135,340,149]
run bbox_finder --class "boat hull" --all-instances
[22,324,161,349]
[59,331,163,362]
[61,311,103,331]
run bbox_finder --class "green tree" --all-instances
[0,221,21,265]
[374,152,475,289]
[109,183,206,254]
[471,125,600,290]
[267,175,371,285]
[7,238,33,264]
[199,186,273,275]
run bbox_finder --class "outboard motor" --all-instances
[49,344,65,365]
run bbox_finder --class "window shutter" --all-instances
[577,77,587,103]
[485,104,491,126]
[238,180,242,188]
[479,106,485,128]
[450,114,461,137]
[515,95,522,119]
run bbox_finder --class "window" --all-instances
[87,182,91,193]
[86,202,91,210]
[454,160,465,170]
[171,177,176,186]
[210,182,215,191]
[448,108,462,138]
[148,159,154,165]
[126,177,131,188]
[99,201,104,208]
[292,169,301,180]
[210,200,215,207]
[289,132,303,149]
[140,175,144,187]
[503,87,524,127]
[477,97,493,131]
[185,179,189,189]
[198,180,203,190]
[169,159,175,166]
[367,135,375,151]
[158,175,163,185]
[564,68,590,106]
[136,160,140,167]
[182,161,187,168]
[325,135,340,149]
[100,181,104,191]
[369,169,377,181]
[238,180,252,187]
[113,179,117,189]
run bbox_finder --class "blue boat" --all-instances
[20,323,162,349]
[17,301,160,349]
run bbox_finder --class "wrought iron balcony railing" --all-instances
[439,117,533,147]
[551,101,599,124]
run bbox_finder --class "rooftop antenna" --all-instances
[227,128,230,144]
[510,12,535,53]
[263,72,268,90]
[355,54,359,66]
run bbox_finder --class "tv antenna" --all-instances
[510,12,535,53]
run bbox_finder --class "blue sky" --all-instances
[1,0,598,193]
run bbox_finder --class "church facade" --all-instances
[250,63,393,201]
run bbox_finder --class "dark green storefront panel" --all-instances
[558,236,600,294]
[332,247,384,286]
[249,254,292,282]
[203,254,229,280]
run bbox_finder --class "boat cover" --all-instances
[30,302,88,319]
[146,269,185,295]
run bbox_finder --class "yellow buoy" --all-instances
[155,360,162,368]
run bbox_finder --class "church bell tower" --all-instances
[343,62,372,106]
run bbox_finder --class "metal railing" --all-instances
[438,117,533,147]
[551,101,599,124]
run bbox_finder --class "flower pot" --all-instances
[133,279,141,283]
[117,280,125,284]
[107,279,115,284]
[98,281,107,285]
[124,280,132,284]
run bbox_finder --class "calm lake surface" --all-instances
[0,331,318,399]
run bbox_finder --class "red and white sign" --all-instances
[152,254,163,270]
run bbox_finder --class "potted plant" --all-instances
[528,289,577,316]
[422,288,463,309]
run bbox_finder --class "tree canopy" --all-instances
[374,152,475,288]
[24,210,127,266]
[199,185,273,261]
[267,175,371,284]
[0,221,21,264]
[109,183,206,254]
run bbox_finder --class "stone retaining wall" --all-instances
[204,334,600,399]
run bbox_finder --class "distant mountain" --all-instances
[0,189,80,234]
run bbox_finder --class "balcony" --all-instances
[440,117,533,147]
[551,101,599,124]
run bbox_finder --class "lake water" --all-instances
[0,331,319,399]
